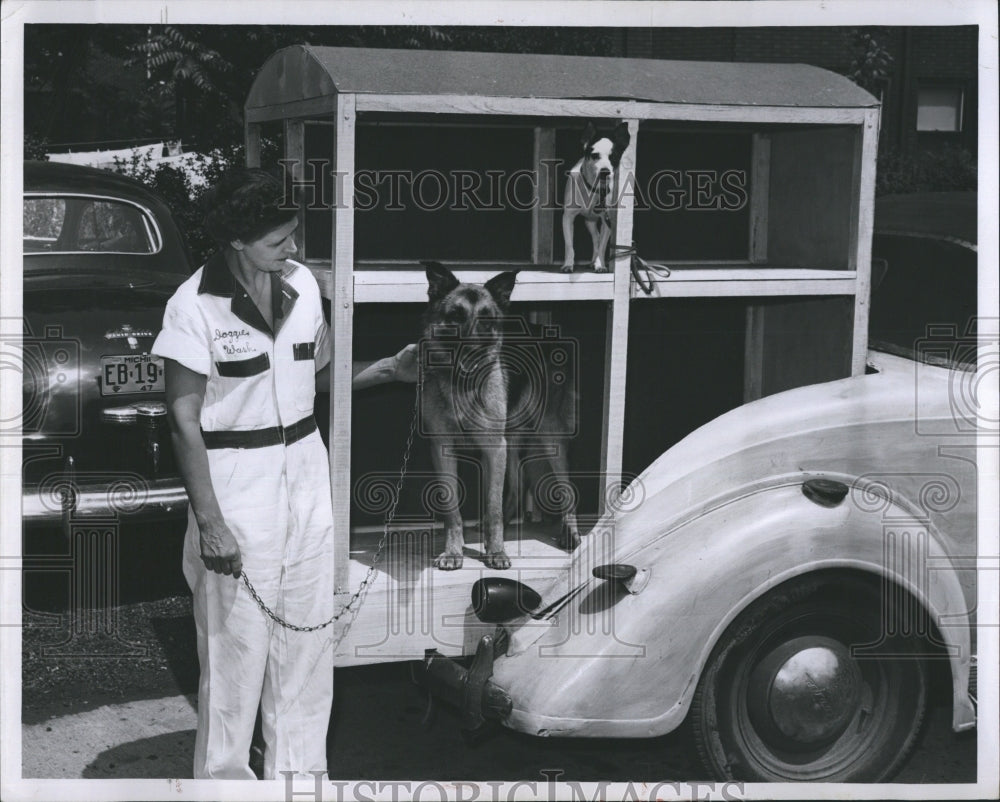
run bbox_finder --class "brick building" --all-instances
[621,26,979,159]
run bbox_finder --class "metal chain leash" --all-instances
[615,243,672,295]
[240,374,422,633]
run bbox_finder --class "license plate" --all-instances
[100,353,165,395]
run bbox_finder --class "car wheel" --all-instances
[690,574,928,782]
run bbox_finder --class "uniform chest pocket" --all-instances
[292,341,316,412]
[293,342,315,361]
[216,352,270,377]
[209,351,272,428]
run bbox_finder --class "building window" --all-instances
[916,87,964,132]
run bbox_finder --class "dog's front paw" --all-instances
[559,262,575,274]
[483,551,511,570]
[434,552,464,571]
[592,261,608,273]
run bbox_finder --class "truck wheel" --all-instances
[690,574,928,782]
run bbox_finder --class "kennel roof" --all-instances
[245,45,879,121]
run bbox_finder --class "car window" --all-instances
[869,234,977,369]
[23,195,159,255]
[23,198,67,251]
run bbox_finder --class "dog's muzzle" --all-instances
[456,343,496,377]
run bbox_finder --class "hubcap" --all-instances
[747,636,862,749]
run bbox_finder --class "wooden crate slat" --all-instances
[330,93,357,597]
[850,108,880,376]
[356,93,871,125]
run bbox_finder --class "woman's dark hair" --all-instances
[202,167,298,245]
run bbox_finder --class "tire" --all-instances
[690,574,928,782]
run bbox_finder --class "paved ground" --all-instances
[20,594,978,784]
[23,695,197,779]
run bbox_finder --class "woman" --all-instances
[153,168,414,779]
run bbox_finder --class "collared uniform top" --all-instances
[152,252,330,433]
[155,252,335,781]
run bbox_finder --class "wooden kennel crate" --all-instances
[244,46,879,664]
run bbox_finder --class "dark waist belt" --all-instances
[202,415,316,450]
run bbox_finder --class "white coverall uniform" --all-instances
[152,253,334,779]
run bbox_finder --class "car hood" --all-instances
[631,349,950,503]
[539,350,961,604]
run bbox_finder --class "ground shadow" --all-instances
[82,730,195,779]
[148,613,199,694]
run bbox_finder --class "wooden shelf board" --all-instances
[632,267,858,298]
[304,261,859,303]
[307,262,616,303]
[334,519,579,666]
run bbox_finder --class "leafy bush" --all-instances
[25,134,51,161]
[112,146,240,264]
[111,138,285,264]
[876,143,977,196]
[847,28,894,95]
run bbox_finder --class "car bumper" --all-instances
[23,478,188,525]
[412,633,512,732]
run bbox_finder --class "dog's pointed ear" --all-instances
[423,260,460,303]
[580,121,597,150]
[611,122,631,163]
[484,270,519,310]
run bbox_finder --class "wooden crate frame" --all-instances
[244,47,880,663]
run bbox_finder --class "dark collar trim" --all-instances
[198,251,300,337]
[579,169,609,210]
[197,251,235,297]
[273,272,299,336]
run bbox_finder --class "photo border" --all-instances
[2,2,997,800]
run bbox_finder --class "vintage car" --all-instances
[20,161,191,532]
[418,191,981,782]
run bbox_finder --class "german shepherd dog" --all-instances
[421,261,580,570]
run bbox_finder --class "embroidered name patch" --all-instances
[214,327,255,356]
